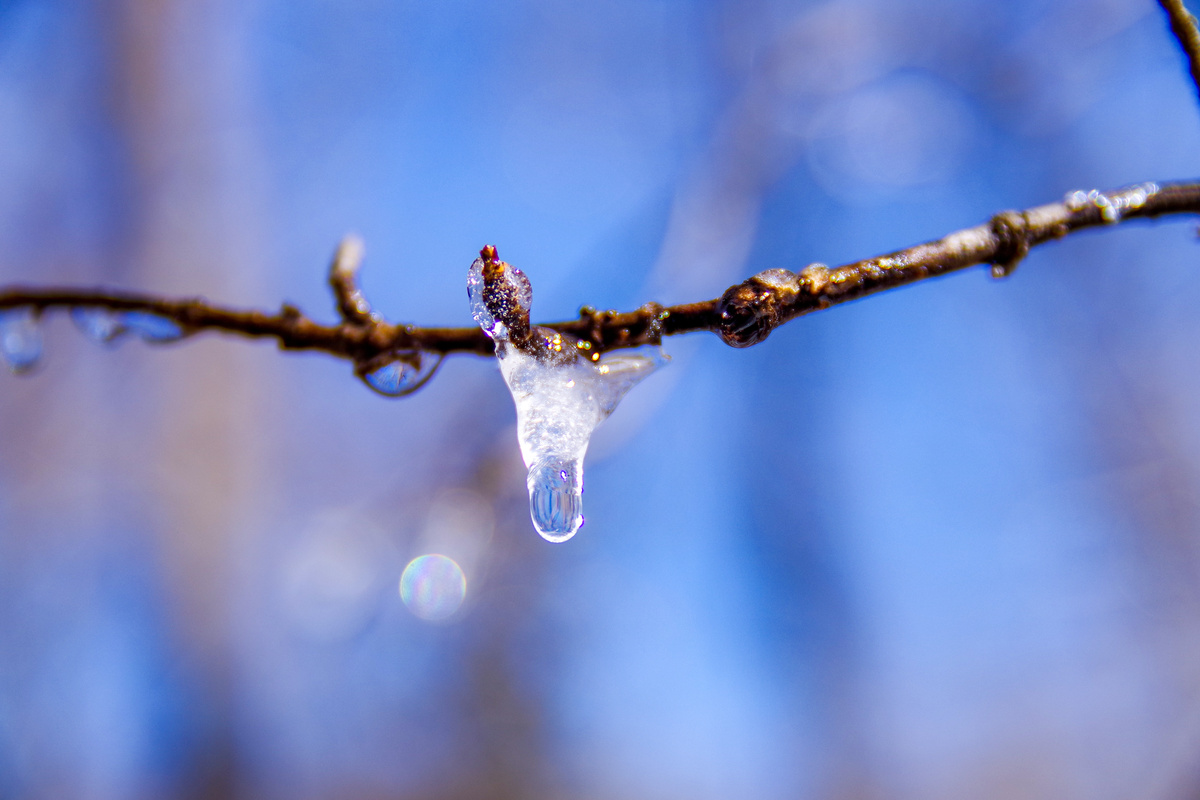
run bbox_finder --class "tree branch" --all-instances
[1161,0,1200,106]
[327,234,376,325]
[1,180,1198,388]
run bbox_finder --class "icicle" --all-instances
[527,457,583,541]
[469,247,667,542]
[0,308,43,374]
[120,311,184,343]
[71,307,127,345]
[359,353,443,397]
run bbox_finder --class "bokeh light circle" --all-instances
[399,554,467,622]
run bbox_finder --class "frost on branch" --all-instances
[469,246,668,542]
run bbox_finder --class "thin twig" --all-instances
[327,234,375,325]
[1161,0,1200,106]
[0,181,1198,374]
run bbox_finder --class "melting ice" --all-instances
[468,252,667,542]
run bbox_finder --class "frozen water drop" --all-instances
[527,457,584,542]
[466,259,488,327]
[360,353,442,397]
[70,307,127,345]
[0,308,42,374]
[120,311,184,343]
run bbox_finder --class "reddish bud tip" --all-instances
[480,245,498,263]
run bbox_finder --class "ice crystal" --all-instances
[468,249,667,542]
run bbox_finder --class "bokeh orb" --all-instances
[399,554,467,622]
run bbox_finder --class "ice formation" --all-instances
[1063,183,1159,224]
[468,247,667,542]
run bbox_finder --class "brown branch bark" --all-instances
[1161,0,1200,106]
[1,180,1198,379]
[327,234,376,325]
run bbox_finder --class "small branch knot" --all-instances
[576,306,609,344]
[989,210,1031,279]
[716,270,797,348]
[641,302,668,345]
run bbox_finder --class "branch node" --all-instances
[641,302,669,345]
[575,306,615,359]
[716,267,801,347]
[989,210,1031,279]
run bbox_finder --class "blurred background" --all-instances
[0,0,1199,797]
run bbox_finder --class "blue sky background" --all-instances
[1,0,1200,798]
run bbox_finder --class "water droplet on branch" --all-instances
[358,352,443,397]
[71,307,127,345]
[120,312,184,343]
[469,246,668,542]
[0,308,43,374]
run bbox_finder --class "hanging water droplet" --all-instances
[359,353,443,397]
[70,307,127,345]
[0,308,43,374]
[120,311,184,343]
[527,457,584,542]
